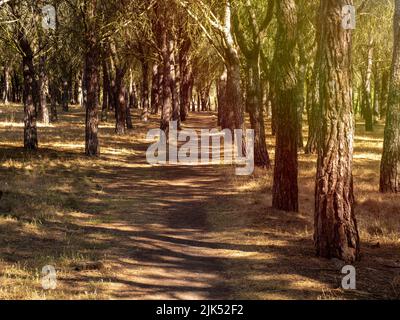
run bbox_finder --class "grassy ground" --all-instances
[0,104,399,300]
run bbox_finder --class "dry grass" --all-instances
[0,104,399,300]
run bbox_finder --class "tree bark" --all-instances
[179,36,192,122]
[380,0,400,193]
[314,0,360,262]
[217,69,227,127]
[151,63,161,114]
[140,58,149,122]
[19,31,38,150]
[271,0,299,212]
[114,67,127,134]
[84,0,100,156]
[39,56,50,125]
[160,12,173,131]
[2,64,10,104]
[246,61,271,168]
[101,58,110,121]
[362,37,374,132]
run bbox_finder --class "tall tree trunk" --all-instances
[380,69,389,119]
[363,37,374,132]
[151,63,161,114]
[141,58,149,122]
[101,58,109,121]
[217,69,227,127]
[314,0,360,262]
[297,43,307,150]
[84,0,100,156]
[19,32,38,150]
[160,14,173,131]
[126,90,133,130]
[128,69,135,110]
[305,55,321,154]
[62,76,69,112]
[380,0,400,193]
[39,56,50,125]
[221,1,245,134]
[179,36,192,122]
[246,61,271,168]
[271,0,299,212]
[373,63,380,121]
[114,67,127,134]
[170,37,180,128]
[49,81,58,123]
[2,64,10,104]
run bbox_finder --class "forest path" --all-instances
[86,113,235,299]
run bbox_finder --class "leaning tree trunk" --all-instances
[380,0,400,193]
[271,0,299,212]
[84,1,100,156]
[314,0,360,262]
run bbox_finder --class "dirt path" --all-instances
[65,113,235,299]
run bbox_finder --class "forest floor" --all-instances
[0,104,400,300]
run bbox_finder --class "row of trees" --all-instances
[1,0,399,263]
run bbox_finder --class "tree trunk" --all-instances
[49,81,58,123]
[246,61,271,168]
[363,37,374,132]
[101,58,110,121]
[380,69,389,119]
[62,76,69,112]
[217,69,227,127]
[19,32,38,150]
[2,64,10,104]
[271,0,299,212]
[84,1,100,156]
[314,0,360,262]
[297,43,307,150]
[170,38,180,128]
[221,1,245,134]
[114,67,127,134]
[39,56,49,125]
[380,0,400,193]
[160,16,173,131]
[179,36,192,122]
[141,59,149,122]
[151,64,161,114]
